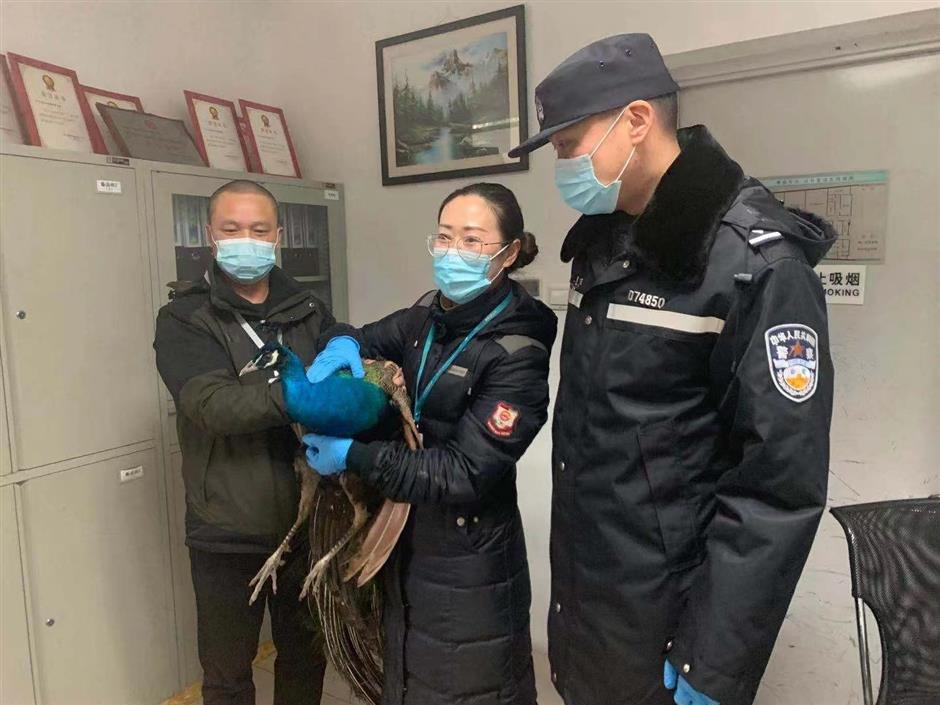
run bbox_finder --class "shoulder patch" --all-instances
[765,324,820,403]
[486,401,520,437]
[495,335,547,355]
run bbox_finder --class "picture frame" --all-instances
[97,103,204,166]
[376,4,528,186]
[183,90,249,172]
[238,99,302,178]
[79,84,143,155]
[0,54,26,145]
[5,52,104,153]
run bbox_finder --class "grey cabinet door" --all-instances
[0,155,155,470]
[1,485,35,705]
[261,181,348,323]
[19,450,176,704]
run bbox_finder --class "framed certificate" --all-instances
[239,99,302,178]
[184,91,249,172]
[1,54,25,145]
[80,85,143,156]
[5,52,103,153]
[97,103,204,166]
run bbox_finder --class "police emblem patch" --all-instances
[765,324,820,403]
[487,402,520,437]
[535,97,544,125]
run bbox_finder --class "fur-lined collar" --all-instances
[561,125,744,283]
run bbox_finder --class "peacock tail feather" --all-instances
[308,478,385,705]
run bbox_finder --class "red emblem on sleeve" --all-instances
[487,402,520,437]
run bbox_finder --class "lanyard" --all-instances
[413,292,512,424]
[233,312,282,350]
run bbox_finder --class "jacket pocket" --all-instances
[637,422,703,573]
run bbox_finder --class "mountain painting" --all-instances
[391,32,511,167]
[376,6,528,185]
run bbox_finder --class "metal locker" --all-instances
[1,485,36,705]
[19,450,176,704]
[0,155,155,471]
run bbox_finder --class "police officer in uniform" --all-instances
[508,35,836,705]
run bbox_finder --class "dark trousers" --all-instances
[189,547,327,705]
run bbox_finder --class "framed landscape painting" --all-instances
[376,5,528,185]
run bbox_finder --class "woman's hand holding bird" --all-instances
[303,433,352,476]
[306,336,364,382]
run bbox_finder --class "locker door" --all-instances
[262,181,348,322]
[19,451,176,704]
[1,485,35,705]
[0,155,155,470]
[151,171,231,301]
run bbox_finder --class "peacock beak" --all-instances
[238,359,262,377]
[239,348,281,377]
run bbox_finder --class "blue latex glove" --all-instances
[306,336,364,383]
[302,433,352,476]
[665,660,719,705]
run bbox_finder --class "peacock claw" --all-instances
[248,548,289,604]
[299,555,331,600]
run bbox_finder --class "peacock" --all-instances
[238,342,419,704]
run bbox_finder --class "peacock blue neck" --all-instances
[278,348,390,437]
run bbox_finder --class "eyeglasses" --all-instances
[426,233,509,263]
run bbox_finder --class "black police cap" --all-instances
[508,33,678,158]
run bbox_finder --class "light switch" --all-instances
[548,287,569,309]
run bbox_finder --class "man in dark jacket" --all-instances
[154,180,328,705]
[508,35,835,705]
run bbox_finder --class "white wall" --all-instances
[3,1,938,702]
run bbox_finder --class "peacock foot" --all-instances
[248,545,290,605]
[299,554,332,600]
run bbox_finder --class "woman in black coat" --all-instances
[304,183,557,705]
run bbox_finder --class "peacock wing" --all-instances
[343,499,411,587]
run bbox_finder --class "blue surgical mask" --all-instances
[213,237,277,284]
[433,246,509,305]
[554,107,636,215]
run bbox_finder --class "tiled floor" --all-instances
[163,643,564,705]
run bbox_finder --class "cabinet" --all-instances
[1,155,154,471]
[1,485,35,705]
[19,451,176,704]
[0,143,348,701]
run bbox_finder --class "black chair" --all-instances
[830,497,940,705]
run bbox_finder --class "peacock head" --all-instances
[238,340,305,381]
